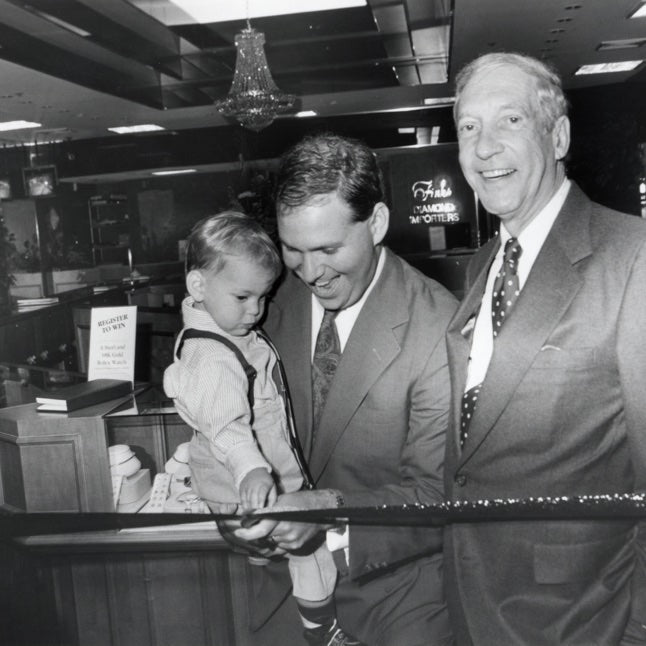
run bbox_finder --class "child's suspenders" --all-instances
[177,328,257,407]
[175,328,314,489]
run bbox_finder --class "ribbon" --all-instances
[0,510,237,538]
[246,492,646,527]
[2,493,645,538]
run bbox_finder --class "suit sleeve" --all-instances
[617,239,646,644]
[342,298,455,579]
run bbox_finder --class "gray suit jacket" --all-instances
[263,248,458,645]
[444,183,646,645]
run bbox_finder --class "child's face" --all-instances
[197,255,275,336]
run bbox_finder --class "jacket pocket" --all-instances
[531,346,598,371]
[533,531,628,584]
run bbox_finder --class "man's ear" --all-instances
[552,115,570,161]
[186,269,205,302]
[369,202,389,246]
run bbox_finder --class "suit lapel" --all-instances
[309,250,406,479]
[459,185,593,465]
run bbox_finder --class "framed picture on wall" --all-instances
[23,165,57,197]
[0,176,11,200]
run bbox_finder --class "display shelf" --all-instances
[88,194,130,265]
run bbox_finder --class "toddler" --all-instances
[164,212,349,646]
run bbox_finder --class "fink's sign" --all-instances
[410,176,462,224]
[381,144,478,254]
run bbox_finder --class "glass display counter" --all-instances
[0,385,201,516]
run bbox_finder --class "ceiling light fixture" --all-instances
[156,0,366,24]
[214,19,295,132]
[423,97,455,106]
[0,120,42,132]
[575,60,643,75]
[27,8,91,37]
[151,169,197,176]
[598,38,646,50]
[628,2,646,18]
[108,124,166,134]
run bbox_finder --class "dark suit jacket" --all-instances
[444,183,646,645]
[261,248,458,646]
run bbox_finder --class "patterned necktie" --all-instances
[491,237,523,338]
[460,238,523,448]
[312,310,341,436]
[460,383,482,447]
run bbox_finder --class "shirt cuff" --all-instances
[326,524,349,571]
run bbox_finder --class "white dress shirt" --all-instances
[465,179,571,391]
[310,246,386,356]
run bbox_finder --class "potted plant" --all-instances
[0,207,16,315]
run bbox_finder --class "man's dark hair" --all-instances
[274,132,384,222]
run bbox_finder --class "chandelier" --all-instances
[215,21,296,132]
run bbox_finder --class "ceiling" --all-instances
[0,0,643,173]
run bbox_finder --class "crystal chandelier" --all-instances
[215,21,295,132]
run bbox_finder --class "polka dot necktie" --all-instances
[460,238,523,448]
[460,383,481,447]
[491,237,523,338]
[312,310,341,438]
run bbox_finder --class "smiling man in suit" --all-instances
[444,51,646,645]
[233,132,458,646]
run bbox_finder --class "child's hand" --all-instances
[240,468,277,510]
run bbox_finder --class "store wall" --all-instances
[0,80,644,278]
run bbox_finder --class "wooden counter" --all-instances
[1,528,298,646]
[0,391,307,646]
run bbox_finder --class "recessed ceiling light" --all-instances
[628,2,646,18]
[108,124,166,134]
[423,97,455,106]
[398,127,415,134]
[598,38,646,50]
[143,0,366,24]
[28,8,91,36]
[295,110,318,118]
[575,60,643,75]
[0,120,42,131]
[151,169,197,176]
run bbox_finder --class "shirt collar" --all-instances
[499,178,571,266]
[500,178,571,253]
[312,246,385,352]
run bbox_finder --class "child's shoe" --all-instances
[303,619,364,646]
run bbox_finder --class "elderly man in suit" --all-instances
[444,51,646,645]
[234,132,457,646]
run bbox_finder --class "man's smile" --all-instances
[480,168,516,180]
